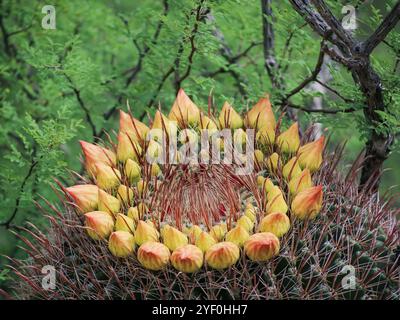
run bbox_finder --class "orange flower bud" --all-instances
[218,102,243,129]
[95,164,121,191]
[256,126,275,146]
[205,242,240,270]
[152,110,177,135]
[288,169,313,196]
[276,122,300,154]
[137,241,170,271]
[116,132,142,163]
[170,244,204,273]
[244,232,280,261]
[245,96,276,130]
[168,88,200,126]
[297,136,325,173]
[116,185,134,206]
[80,140,116,176]
[161,225,188,251]
[237,215,254,233]
[210,223,227,242]
[125,159,141,184]
[119,110,149,142]
[135,220,159,246]
[108,231,135,258]
[225,225,250,247]
[259,212,290,237]
[265,152,280,173]
[66,184,99,213]
[291,185,323,220]
[282,157,302,180]
[195,231,217,253]
[98,189,120,216]
[115,213,135,234]
[84,211,114,240]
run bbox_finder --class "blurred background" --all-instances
[0,0,399,289]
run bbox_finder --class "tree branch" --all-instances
[363,1,400,55]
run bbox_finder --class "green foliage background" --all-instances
[0,0,399,289]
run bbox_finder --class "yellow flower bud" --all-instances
[210,223,227,242]
[138,202,148,216]
[218,102,243,129]
[195,231,217,253]
[245,96,276,130]
[244,202,256,223]
[237,215,254,233]
[282,157,302,180]
[267,186,283,202]
[276,122,300,154]
[265,152,280,173]
[262,178,275,194]
[150,163,161,177]
[95,164,121,191]
[225,225,250,247]
[119,110,149,142]
[266,187,288,214]
[259,212,290,237]
[146,139,163,159]
[66,184,99,213]
[117,131,142,163]
[256,126,275,146]
[254,149,264,166]
[169,88,200,126]
[199,114,218,136]
[137,179,148,197]
[84,211,114,240]
[256,175,265,187]
[244,232,280,261]
[98,189,120,216]
[116,185,134,206]
[135,220,159,246]
[291,185,323,220]
[137,241,170,271]
[125,159,141,184]
[185,225,203,243]
[162,225,188,251]
[115,213,135,234]
[205,242,240,270]
[127,206,140,223]
[108,231,135,258]
[233,128,247,145]
[297,136,325,173]
[79,140,116,177]
[170,244,203,273]
[288,169,313,196]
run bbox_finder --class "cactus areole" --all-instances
[12,89,399,299]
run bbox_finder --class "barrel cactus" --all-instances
[7,89,399,299]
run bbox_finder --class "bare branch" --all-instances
[283,101,356,114]
[284,41,325,100]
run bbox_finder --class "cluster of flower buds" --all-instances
[65,88,324,272]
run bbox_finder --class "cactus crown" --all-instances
[8,89,399,299]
